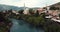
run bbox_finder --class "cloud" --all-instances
[0,0,60,7]
[19,0,39,7]
[54,0,60,2]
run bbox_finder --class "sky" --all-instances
[0,0,60,8]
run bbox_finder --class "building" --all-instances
[23,8,29,14]
[23,3,29,15]
[36,8,45,14]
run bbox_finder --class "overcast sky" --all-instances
[0,0,60,8]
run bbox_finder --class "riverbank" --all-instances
[10,18,44,32]
[8,13,60,32]
[1,11,60,32]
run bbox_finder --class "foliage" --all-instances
[44,20,60,32]
[0,12,12,32]
[29,8,34,15]
[50,6,59,10]
[25,13,45,26]
[18,9,24,14]
[59,14,60,17]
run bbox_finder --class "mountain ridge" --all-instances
[0,4,27,11]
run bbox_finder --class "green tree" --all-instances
[50,6,59,10]
[35,10,39,16]
[18,9,24,14]
[29,8,34,15]
[0,12,12,32]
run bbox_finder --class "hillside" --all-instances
[0,4,25,11]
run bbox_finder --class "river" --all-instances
[10,19,44,32]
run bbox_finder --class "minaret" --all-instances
[24,3,26,11]
[46,4,50,11]
[23,3,29,14]
[23,3,27,14]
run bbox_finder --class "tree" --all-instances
[0,12,12,32]
[18,9,24,14]
[59,14,60,17]
[35,10,39,16]
[50,6,59,10]
[29,8,34,15]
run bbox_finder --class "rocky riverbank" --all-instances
[8,13,60,32]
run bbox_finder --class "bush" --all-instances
[0,12,12,32]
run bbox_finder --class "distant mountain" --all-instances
[49,2,60,10]
[50,2,60,6]
[0,4,42,11]
[0,4,27,11]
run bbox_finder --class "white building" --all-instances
[23,8,29,14]
[23,3,29,14]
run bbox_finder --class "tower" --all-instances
[24,3,26,11]
[46,4,50,11]
[23,3,29,14]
